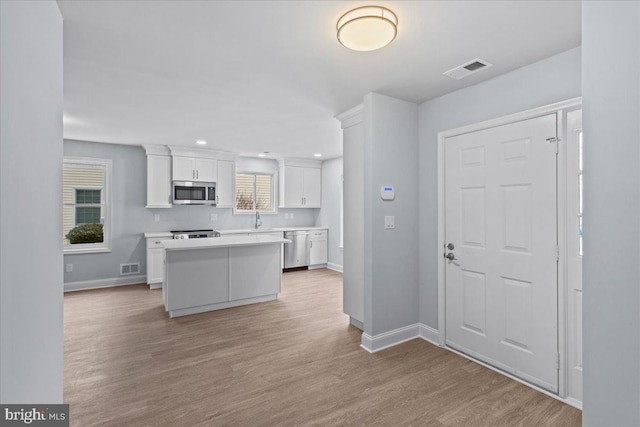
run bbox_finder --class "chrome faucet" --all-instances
[255,211,262,229]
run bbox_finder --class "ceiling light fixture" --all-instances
[258,152,268,157]
[314,153,322,157]
[337,6,398,52]
[196,140,207,145]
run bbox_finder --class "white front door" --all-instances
[566,109,583,401]
[444,113,559,392]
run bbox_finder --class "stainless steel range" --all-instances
[170,229,221,239]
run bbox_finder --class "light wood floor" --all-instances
[64,269,581,426]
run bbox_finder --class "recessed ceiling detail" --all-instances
[443,58,493,80]
[337,6,398,52]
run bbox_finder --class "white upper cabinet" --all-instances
[195,158,217,182]
[143,145,172,208]
[172,156,196,181]
[302,167,321,207]
[278,159,322,208]
[216,160,235,208]
[172,156,217,182]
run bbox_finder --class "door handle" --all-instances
[446,243,455,250]
[445,252,458,261]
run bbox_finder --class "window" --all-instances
[235,172,275,213]
[63,157,112,253]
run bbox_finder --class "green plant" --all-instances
[66,223,103,244]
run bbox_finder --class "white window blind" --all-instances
[63,157,112,253]
[235,173,274,212]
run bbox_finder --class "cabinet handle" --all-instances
[310,241,313,248]
[192,170,195,179]
[155,241,161,244]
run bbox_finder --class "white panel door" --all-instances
[566,109,583,402]
[445,114,559,392]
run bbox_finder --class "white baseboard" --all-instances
[308,264,327,270]
[149,283,162,290]
[349,317,363,330]
[64,274,147,292]
[327,262,343,273]
[418,324,441,346]
[360,323,421,353]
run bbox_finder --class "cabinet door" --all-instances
[216,160,235,207]
[173,156,196,181]
[283,166,304,208]
[303,168,321,207]
[147,247,164,284]
[310,234,328,265]
[146,155,172,208]
[195,158,217,182]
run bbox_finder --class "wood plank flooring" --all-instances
[64,269,581,426]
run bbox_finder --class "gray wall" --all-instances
[316,156,343,270]
[418,47,582,328]
[364,93,420,336]
[0,0,64,403]
[63,140,319,284]
[582,2,640,425]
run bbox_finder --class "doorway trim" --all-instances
[436,97,582,399]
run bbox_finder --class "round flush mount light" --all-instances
[196,140,207,145]
[258,152,268,157]
[314,153,322,157]
[337,6,398,52]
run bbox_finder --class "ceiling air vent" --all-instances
[443,58,493,80]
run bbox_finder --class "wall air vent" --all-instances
[120,263,140,275]
[443,58,493,80]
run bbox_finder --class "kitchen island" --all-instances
[162,234,289,318]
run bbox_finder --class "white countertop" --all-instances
[162,235,289,251]
[218,226,327,235]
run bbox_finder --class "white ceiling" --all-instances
[58,1,581,160]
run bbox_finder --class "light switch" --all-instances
[210,213,218,222]
[66,264,73,273]
[385,216,395,229]
[153,214,160,222]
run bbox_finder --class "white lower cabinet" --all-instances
[309,230,328,265]
[146,236,172,288]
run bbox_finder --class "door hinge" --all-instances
[555,245,559,262]
[546,137,560,154]
[556,352,560,370]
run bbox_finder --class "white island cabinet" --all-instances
[145,232,173,289]
[162,235,288,318]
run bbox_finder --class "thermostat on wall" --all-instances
[380,186,395,201]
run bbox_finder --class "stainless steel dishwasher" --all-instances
[284,231,309,269]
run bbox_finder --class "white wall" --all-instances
[582,2,640,425]
[342,116,365,325]
[316,157,343,271]
[418,47,582,328]
[0,0,64,403]
[364,93,420,336]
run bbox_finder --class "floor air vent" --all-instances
[443,58,493,80]
[120,263,140,275]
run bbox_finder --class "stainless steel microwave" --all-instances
[172,181,216,205]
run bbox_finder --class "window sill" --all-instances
[64,247,111,255]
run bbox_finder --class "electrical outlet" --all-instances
[284,213,289,219]
[66,264,73,273]
[153,214,160,222]
[385,216,395,229]
[290,213,294,219]
[210,213,218,222]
